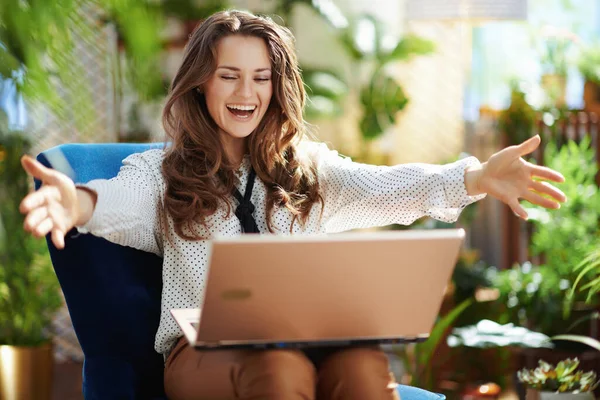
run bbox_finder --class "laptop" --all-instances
[171,228,465,350]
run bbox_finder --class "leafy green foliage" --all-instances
[527,138,600,281]
[493,138,600,334]
[278,5,434,143]
[0,116,62,345]
[569,247,600,305]
[359,72,408,140]
[395,299,472,390]
[578,44,600,85]
[498,82,537,145]
[0,0,164,130]
[302,68,348,120]
[518,358,599,393]
[338,15,435,142]
[493,262,570,335]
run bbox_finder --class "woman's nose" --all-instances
[236,78,252,98]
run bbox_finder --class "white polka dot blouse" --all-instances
[77,142,486,358]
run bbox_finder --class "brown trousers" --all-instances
[164,338,400,400]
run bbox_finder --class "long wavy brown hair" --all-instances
[161,10,322,240]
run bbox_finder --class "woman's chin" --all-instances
[221,127,256,140]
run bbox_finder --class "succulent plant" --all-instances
[517,358,599,393]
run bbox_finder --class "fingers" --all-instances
[24,206,49,232]
[522,190,561,210]
[52,229,65,249]
[34,218,54,238]
[20,185,60,213]
[509,198,528,220]
[528,163,565,183]
[529,180,567,203]
[22,198,68,249]
[21,155,60,184]
[30,217,65,249]
[516,135,541,157]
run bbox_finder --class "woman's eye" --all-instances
[255,78,270,82]
[221,76,236,80]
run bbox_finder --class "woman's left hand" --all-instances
[465,135,567,220]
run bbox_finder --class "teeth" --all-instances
[227,104,256,111]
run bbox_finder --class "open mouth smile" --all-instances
[226,104,257,120]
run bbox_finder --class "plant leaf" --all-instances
[416,299,472,368]
[384,34,435,63]
[551,335,600,352]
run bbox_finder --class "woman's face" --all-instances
[204,35,273,149]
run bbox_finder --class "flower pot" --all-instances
[0,343,53,400]
[526,388,595,400]
[583,80,600,114]
[541,74,567,106]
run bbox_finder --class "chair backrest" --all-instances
[37,143,167,400]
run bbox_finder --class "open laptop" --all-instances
[171,228,465,350]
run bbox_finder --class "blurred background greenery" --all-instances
[2,0,600,399]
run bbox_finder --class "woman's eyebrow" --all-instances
[217,66,271,72]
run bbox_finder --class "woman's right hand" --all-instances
[19,155,83,249]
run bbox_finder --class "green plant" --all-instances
[0,112,62,345]
[524,138,600,319]
[395,299,472,390]
[569,246,600,305]
[265,4,434,148]
[551,334,600,352]
[498,81,537,146]
[0,0,164,130]
[577,44,600,85]
[302,68,349,120]
[517,358,599,393]
[448,319,552,349]
[493,261,570,335]
[338,14,435,143]
[537,26,577,78]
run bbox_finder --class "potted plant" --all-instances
[537,26,578,106]
[577,44,600,113]
[517,358,598,400]
[0,112,63,400]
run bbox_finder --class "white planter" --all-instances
[526,389,595,400]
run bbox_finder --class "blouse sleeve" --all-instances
[312,143,486,233]
[75,149,165,256]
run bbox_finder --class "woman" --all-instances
[20,10,566,400]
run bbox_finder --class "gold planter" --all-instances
[0,343,53,400]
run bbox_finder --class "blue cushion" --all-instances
[398,385,446,400]
[37,143,445,400]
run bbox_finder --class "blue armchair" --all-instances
[37,143,446,400]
